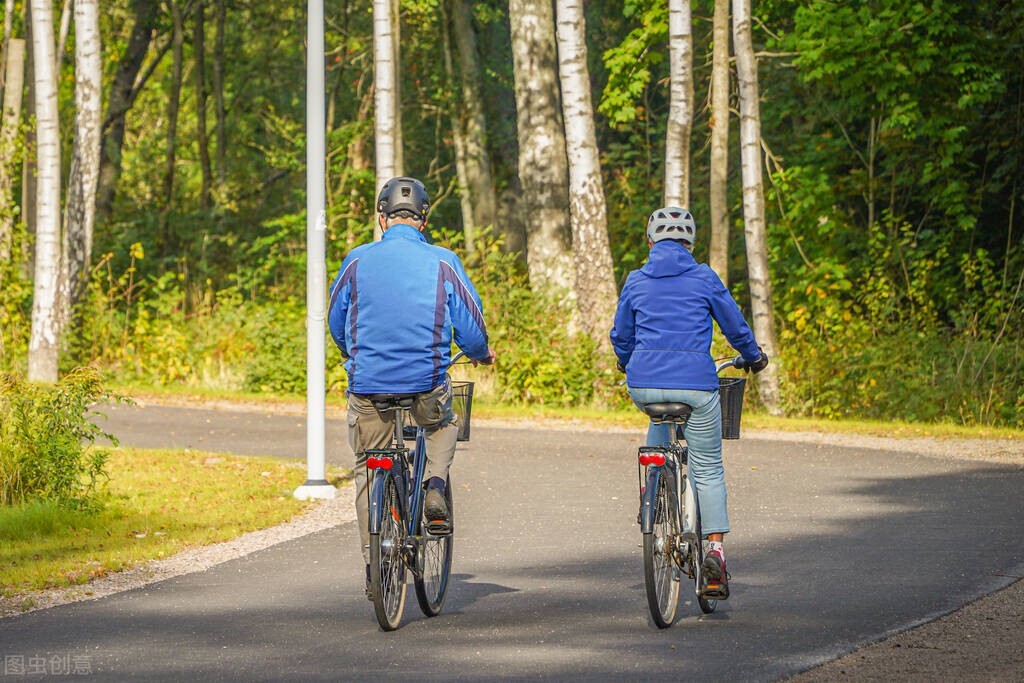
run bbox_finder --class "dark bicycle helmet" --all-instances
[376,176,431,220]
[646,206,696,249]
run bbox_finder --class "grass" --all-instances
[0,448,349,596]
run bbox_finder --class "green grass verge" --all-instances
[0,448,349,596]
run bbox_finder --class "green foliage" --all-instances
[0,368,120,509]
[599,0,667,127]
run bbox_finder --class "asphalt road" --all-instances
[2,404,1022,681]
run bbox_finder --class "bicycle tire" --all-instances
[414,477,454,617]
[693,505,718,614]
[642,472,680,628]
[369,473,407,631]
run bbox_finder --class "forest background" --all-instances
[1,0,1022,429]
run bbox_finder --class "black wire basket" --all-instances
[451,380,475,442]
[719,376,747,440]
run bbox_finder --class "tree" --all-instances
[163,0,185,212]
[664,0,693,208]
[27,0,61,382]
[554,0,618,343]
[508,0,572,294]
[450,0,496,256]
[96,0,164,223]
[373,0,401,239]
[194,0,212,209]
[708,0,730,285]
[733,0,781,414]
[60,0,102,318]
[212,0,227,186]
[0,37,24,263]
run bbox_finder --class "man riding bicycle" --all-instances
[610,207,769,600]
[327,177,495,593]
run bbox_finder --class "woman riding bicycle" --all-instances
[610,207,769,599]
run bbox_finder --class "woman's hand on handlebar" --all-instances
[734,348,769,374]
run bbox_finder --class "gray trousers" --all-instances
[347,378,458,563]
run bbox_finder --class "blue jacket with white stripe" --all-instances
[328,224,490,394]
[610,240,762,391]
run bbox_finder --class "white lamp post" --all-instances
[295,0,336,500]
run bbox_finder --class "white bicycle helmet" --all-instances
[646,207,696,250]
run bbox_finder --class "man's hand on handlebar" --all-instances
[472,347,497,367]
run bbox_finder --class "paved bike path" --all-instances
[2,405,1022,681]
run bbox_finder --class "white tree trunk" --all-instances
[0,37,24,262]
[709,0,730,285]
[1,0,15,92]
[28,0,61,382]
[664,0,693,208]
[509,0,573,294]
[60,0,101,321]
[373,0,401,240]
[733,0,781,414]
[555,0,618,344]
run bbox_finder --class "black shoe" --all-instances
[701,549,730,600]
[424,487,452,535]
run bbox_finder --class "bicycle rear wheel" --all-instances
[369,474,407,631]
[643,472,681,628]
[415,477,453,617]
[693,508,718,614]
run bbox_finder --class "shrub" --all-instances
[0,368,121,509]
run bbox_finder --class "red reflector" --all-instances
[639,453,666,467]
[367,457,393,470]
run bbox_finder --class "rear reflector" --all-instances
[638,452,666,467]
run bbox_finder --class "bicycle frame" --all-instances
[366,409,430,575]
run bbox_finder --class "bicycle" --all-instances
[363,353,475,631]
[635,356,749,628]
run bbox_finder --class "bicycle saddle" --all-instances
[643,402,693,423]
[361,393,418,412]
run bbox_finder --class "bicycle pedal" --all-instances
[425,519,452,535]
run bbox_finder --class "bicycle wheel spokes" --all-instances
[415,481,453,617]
[370,475,407,631]
[643,472,681,628]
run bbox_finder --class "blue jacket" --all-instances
[610,241,761,390]
[328,224,490,394]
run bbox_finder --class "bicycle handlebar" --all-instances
[451,350,494,366]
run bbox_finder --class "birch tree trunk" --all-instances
[194,0,212,209]
[708,0,730,285]
[60,0,102,318]
[373,0,401,240]
[664,0,693,208]
[56,0,70,65]
[97,0,160,223]
[0,37,24,263]
[451,0,497,256]
[59,0,101,317]
[733,0,781,414]
[509,0,573,295]
[27,0,61,383]
[1,0,15,93]
[555,0,618,344]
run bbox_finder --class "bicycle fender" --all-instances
[367,471,408,535]
[367,472,387,535]
[640,466,661,533]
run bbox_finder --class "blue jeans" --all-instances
[627,386,729,536]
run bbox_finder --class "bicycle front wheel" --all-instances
[369,474,407,631]
[415,478,453,617]
[643,472,681,628]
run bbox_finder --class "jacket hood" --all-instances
[640,241,699,278]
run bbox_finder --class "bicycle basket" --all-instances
[451,380,474,442]
[719,376,747,439]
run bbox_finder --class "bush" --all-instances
[0,368,121,509]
